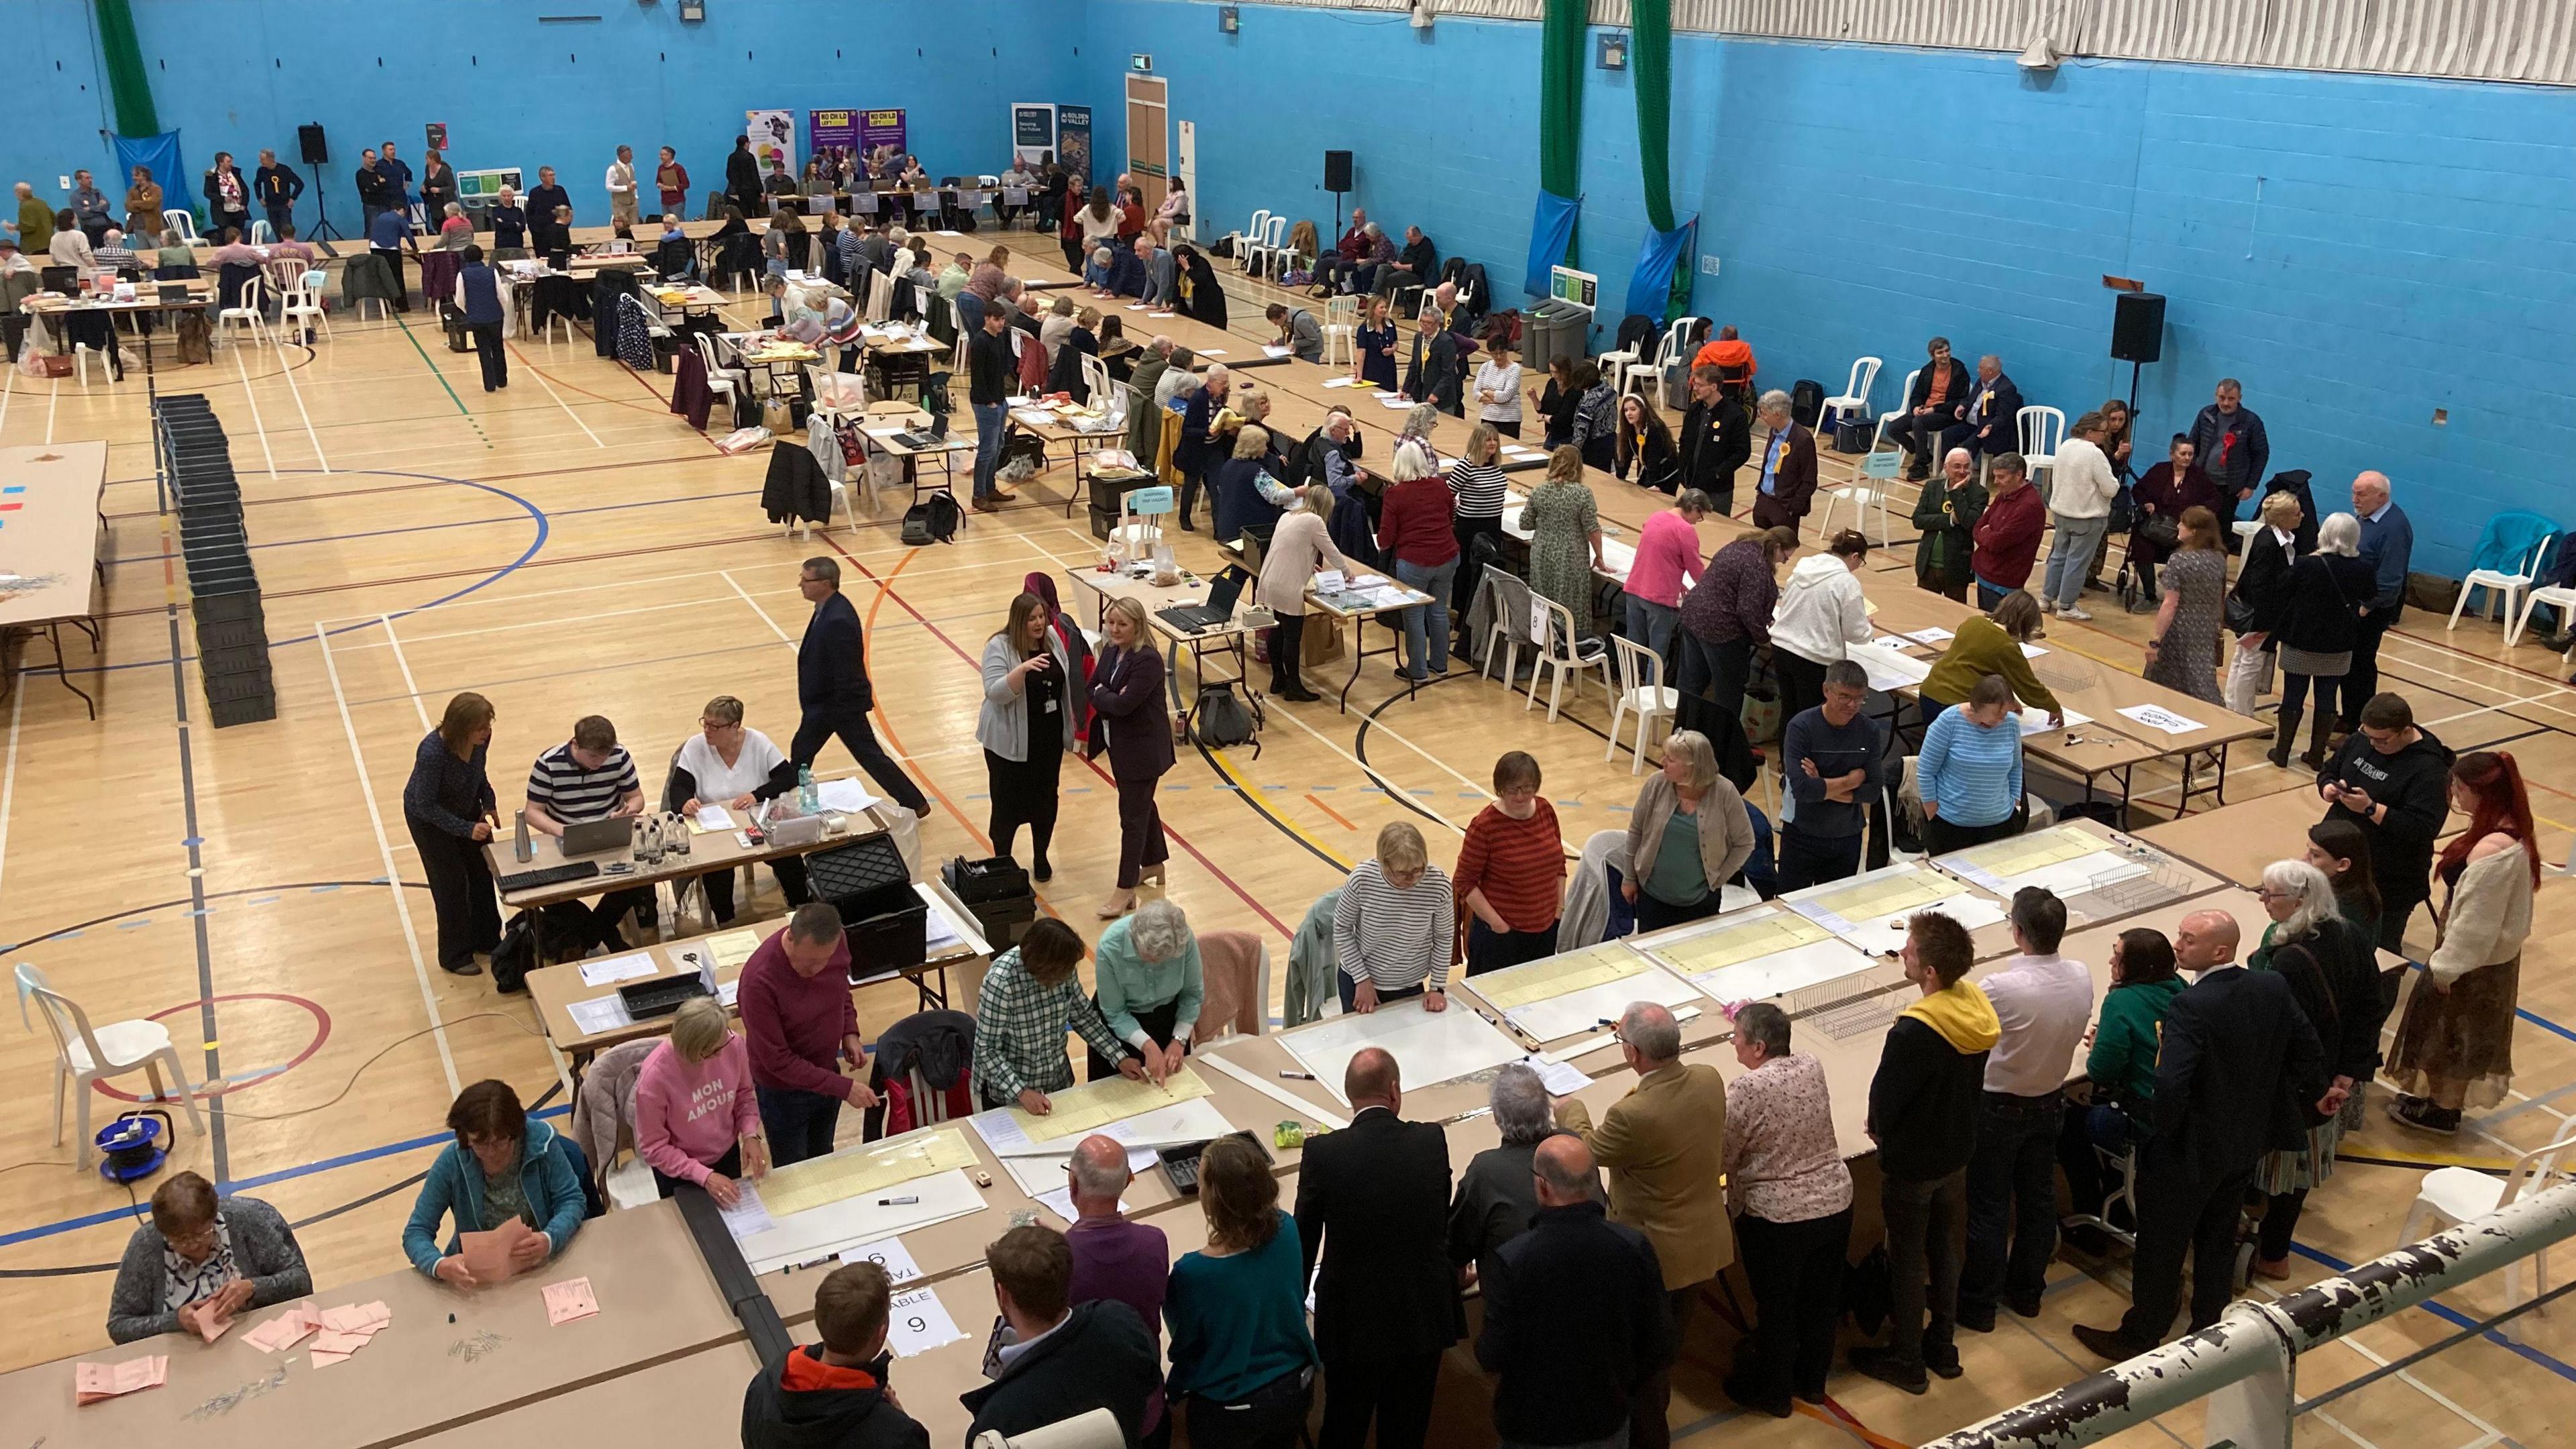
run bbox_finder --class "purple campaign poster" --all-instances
[860,109,908,172]
[809,109,859,160]
[1056,104,1092,182]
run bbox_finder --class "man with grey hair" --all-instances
[1124,335,1180,462]
[1061,1134,1172,1440]
[2339,470,2411,732]
[1554,1002,1728,1449]
[1448,1063,1571,1282]
[739,902,879,1166]
[1090,898,1202,1083]
[1477,1135,1672,1449]
[1962,353,2023,464]
[1750,388,1818,533]
[1777,657,1884,892]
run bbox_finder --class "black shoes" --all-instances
[1719,1378,1792,1419]
[2072,1324,2150,1362]
[1846,1346,1927,1395]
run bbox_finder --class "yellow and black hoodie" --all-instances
[1868,979,2002,1181]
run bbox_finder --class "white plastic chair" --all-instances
[2514,582,2576,652]
[1605,634,1678,773]
[1078,350,1113,405]
[1525,595,1609,722]
[17,963,207,1169]
[248,219,274,245]
[808,363,868,423]
[1228,209,1273,273]
[1818,449,1899,547]
[1240,214,1289,282]
[2017,405,2065,489]
[1621,317,1699,406]
[1321,295,1359,368]
[1817,356,1883,436]
[691,333,743,415]
[216,275,272,349]
[1870,368,1922,454]
[863,268,893,325]
[2452,531,2554,639]
[950,297,972,372]
[2396,1121,2576,1342]
[71,337,117,386]
[162,208,201,243]
[1479,566,1538,690]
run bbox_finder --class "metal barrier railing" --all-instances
[1921,1183,2576,1449]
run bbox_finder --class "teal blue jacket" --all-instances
[402,1117,586,1277]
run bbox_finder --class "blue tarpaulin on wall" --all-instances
[1625,215,1695,325]
[1523,190,1579,297]
[115,132,188,221]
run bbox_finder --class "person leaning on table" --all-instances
[405,1079,587,1287]
[1334,822,1456,1014]
[739,904,881,1167]
[1622,728,1756,932]
[1917,673,2029,855]
[109,1171,311,1343]
[634,996,771,1204]
[975,916,1148,1114]
[1087,897,1204,1083]
[1916,588,2061,734]
[403,690,501,977]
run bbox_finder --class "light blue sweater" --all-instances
[1919,705,2023,828]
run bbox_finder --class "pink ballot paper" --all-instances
[74,1354,168,1404]
[542,1277,600,1326]
[458,1218,538,1285]
[195,1309,233,1344]
[242,1301,321,1353]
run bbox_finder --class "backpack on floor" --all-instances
[1188,680,1261,755]
[901,490,963,546]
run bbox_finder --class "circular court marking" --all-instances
[89,991,332,1103]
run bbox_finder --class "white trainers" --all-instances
[2056,605,2094,622]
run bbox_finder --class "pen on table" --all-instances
[876,1195,919,1206]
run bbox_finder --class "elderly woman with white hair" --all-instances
[1332,821,1455,1014]
[2247,858,2388,1279]
[1722,1002,1853,1417]
[1448,1063,1574,1279]
[1378,439,1460,681]
[1623,729,1756,931]
[1088,898,1205,1083]
[1258,482,1350,702]
[2268,511,2378,769]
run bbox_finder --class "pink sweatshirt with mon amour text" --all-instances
[633,1034,763,1183]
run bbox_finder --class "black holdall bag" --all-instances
[1790,378,1826,429]
[942,855,1031,905]
[1188,680,1261,755]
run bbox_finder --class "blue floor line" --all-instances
[2289,1242,2576,1383]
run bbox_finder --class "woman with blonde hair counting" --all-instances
[633,997,769,1203]
[1623,729,1756,931]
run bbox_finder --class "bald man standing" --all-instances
[1554,1002,1729,1449]
[1061,1134,1170,1446]
[1295,1048,1458,1449]
[1477,1137,1673,1449]
[2075,911,2327,1360]
[2341,471,2413,733]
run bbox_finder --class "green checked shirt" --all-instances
[972,947,1132,1104]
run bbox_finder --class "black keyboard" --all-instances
[497,859,602,893]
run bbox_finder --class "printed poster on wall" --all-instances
[1011,103,1058,168]
[745,109,796,175]
[809,109,860,167]
[860,109,908,172]
[1056,104,1092,182]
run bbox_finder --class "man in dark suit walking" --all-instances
[790,556,932,818]
[1295,1046,1460,1449]
[1750,389,1819,535]
[2075,910,2328,1360]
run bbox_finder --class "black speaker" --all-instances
[2111,291,2165,364]
[1323,150,1352,193]
[299,123,328,166]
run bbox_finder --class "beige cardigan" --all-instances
[1257,509,1348,619]
[1625,773,1756,898]
[2428,842,2535,985]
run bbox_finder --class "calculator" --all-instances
[1157,1130,1271,1196]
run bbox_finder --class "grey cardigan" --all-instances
[976,631,1079,763]
[1625,774,1756,898]
[108,1195,311,1343]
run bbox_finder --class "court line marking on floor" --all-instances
[317,621,460,1099]
[44,378,58,444]
[380,614,432,731]
[229,342,282,478]
[2253,1277,2513,1443]
[2424,688,2572,729]
[272,341,332,472]
[0,685,21,904]
[507,339,608,449]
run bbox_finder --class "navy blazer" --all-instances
[798,591,873,714]
[1965,372,2024,446]
[1088,644,1174,782]
[2150,965,2328,1189]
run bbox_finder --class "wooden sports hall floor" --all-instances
[4,236,2574,1447]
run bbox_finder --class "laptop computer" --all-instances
[1156,568,1249,635]
[560,817,635,857]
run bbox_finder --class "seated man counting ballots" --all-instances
[974,916,1148,1114]
[405,1079,588,1287]
[521,713,655,952]
[739,903,882,1168]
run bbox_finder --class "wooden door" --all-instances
[1124,74,1168,215]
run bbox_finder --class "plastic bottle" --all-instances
[670,811,691,857]
[514,808,534,862]
[798,763,819,813]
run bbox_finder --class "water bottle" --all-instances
[798,764,819,814]
[514,808,533,863]
[669,810,691,857]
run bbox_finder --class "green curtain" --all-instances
[1631,0,1674,236]
[1538,0,1586,265]
[93,0,160,138]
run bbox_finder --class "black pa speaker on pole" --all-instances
[298,124,329,166]
[300,123,343,242]
[1323,150,1352,236]
[2110,291,2165,364]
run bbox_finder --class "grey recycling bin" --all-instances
[1526,298,1593,378]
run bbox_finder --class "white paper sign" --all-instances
[695,804,734,831]
[886,1287,967,1357]
[718,1184,775,1240]
[566,996,633,1035]
[840,1237,925,1286]
[1519,1053,1591,1097]
[1529,596,1551,645]
[2116,703,2204,735]
[578,953,657,988]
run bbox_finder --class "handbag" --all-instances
[2269,939,2341,1128]
[2135,512,2179,553]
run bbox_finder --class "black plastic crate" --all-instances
[194,616,268,653]
[207,693,277,729]
[200,639,272,676]
[201,664,274,703]
[192,589,266,625]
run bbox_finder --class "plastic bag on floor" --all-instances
[715,425,773,455]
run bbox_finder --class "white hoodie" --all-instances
[1771,553,1872,665]
[2048,437,2119,521]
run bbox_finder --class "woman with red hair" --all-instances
[2383,751,2540,1134]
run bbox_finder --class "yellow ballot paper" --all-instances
[705,929,763,972]
[758,1126,982,1218]
[1010,1065,1216,1143]
[1469,943,1651,1013]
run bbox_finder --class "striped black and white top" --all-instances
[526,743,640,825]
[1332,860,1456,995]
[1447,460,1508,521]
